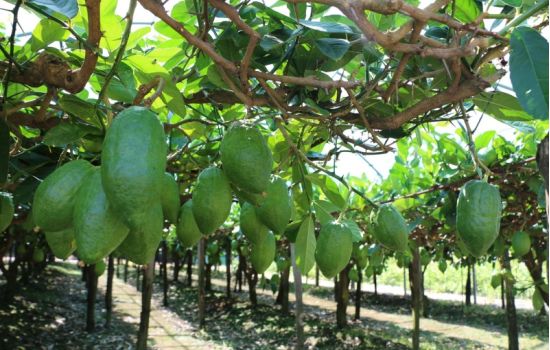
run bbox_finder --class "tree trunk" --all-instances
[205,263,212,292]
[1,258,19,304]
[472,264,477,305]
[197,238,206,328]
[465,263,472,306]
[290,243,304,350]
[246,265,258,307]
[502,250,519,350]
[354,268,362,320]
[186,249,193,287]
[236,250,244,292]
[373,270,378,297]
[410,246,422,350]
[162,240,169,307]
[136,265,141,291]
[105,255,114,328]
[335,263,352,328]
[523,250,549,306]
[225,237,231,298]
[136,260,154,350]
[86,264,97,332]
[276,260,290,315]
[124,259,128,283]
[116,257,120,278]
[315,265,319,287]
[536,134,549,226]
[173,254,180,282]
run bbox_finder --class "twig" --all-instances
[35,87,57,121]
[346,87,390,151]
[96,0,137,116]
[133,76,165,106]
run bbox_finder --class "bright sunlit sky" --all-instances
[1,0,542,181]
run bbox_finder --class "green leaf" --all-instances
[342,219,362,242]
[313,199,339,225]
[31,19,68,51]
[295,216,316,274]
[299,19,353,34]
[315,38,350,60]
[58,95,98,126]
[308,174,347,209]
[453,0,481,23]
[0,119,9,184]
[27,0,79,18]
[473,92,533,121]
[510,27,549,121]
[474,130,496,149]
[43,123,88,147]
[499,0,522,7]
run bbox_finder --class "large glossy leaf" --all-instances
[26,0,78,18]
[295,216,316,274]
[473,92,533,121]
[31,19,68,51]
[58,95,98,126]
[453,0,481,23]
[299,19,353,34]
[43,124,88,147]
[313,199,339,225]
[342,219,362,242]
[315,38,350,60]
[510,27,549,121]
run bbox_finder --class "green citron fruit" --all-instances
[220,124,273,194]
[33,248,44,263]
[74,169,130,264]
[315,222,353,278]
[511,231,531,257]
[369,204,409,252]
[240,202,269,244]
[95,261,106,276]
[116,202,163,265]
[232,184,266,206]
[456,180,502,258]
[33,160,93,231]
[250,231,276,274]
[45,228,76,260]
[0,192,14,233]
[192,167,233,235]
[101,106,167,230]
[161,172,180,224]
[256,176,291,234]
[176,200,202,248]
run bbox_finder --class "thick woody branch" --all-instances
[1,0,101,94]
[354,77,490,130]
[138,0,360,89]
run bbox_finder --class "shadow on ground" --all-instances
[0,263,138,349]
